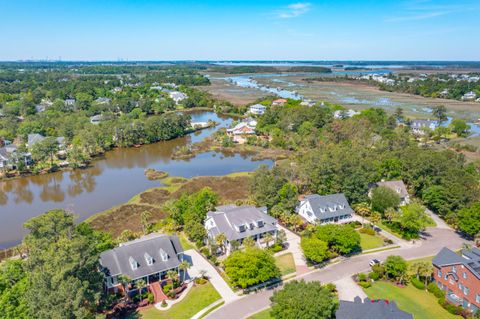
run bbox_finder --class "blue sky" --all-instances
[0,0,479,61]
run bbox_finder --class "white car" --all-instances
[369,259,381,267]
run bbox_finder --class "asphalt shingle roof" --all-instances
[376,180,409,199]
[99,233,184,280]
[433,247,480,280]
[336,297,413,319]
[302,193,353,220]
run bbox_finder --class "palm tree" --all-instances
[167,270,178,284]
[179,260,190,283]
[263,232,274,248]
[243,236,256,248]
[276,230,287,245]
[199,269,208,280]
[384,207,397,222]
[370,211,381,225]
[230,240,240,252]
[215,233,227,254]
[140,211,152,235]
[136,279,146,301]
[354,202,371,225]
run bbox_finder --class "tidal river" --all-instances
[0,112,272,249]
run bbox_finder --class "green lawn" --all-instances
[363,281,461,319]
[358,232,385,251]
[138,282,221,319]
[275,253,296,276]
[249,308,272,319]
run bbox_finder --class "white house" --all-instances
[248,104,267,115]
[226,120,256,144]
[297,194,354,224]
[462,91,477,101]
[334,109,360,119]
[169,91,188,104]
[370,180,410,206]
[410,119,439,135]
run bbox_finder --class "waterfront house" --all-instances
[100,233,184,294]
[27,134,66,149]
[336,297,413,319]
[334,109,360,119]
[410,119,439,135]
[248,104,267,115]
[272,98,287,106]
[370,180,410,206]
[297,193,354,224]
[433,247,480,313]
[0,144,32,170]
[204,205,278,254]
[226,121,256,144]
[462,91,477,101]
[0,147,8,169]
[169,91,188,104]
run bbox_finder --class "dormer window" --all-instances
[339,204,345,209]
[249,222,255,230]
[159,248,169,262]
[236,224,246,232]
[144,253,154,266]
[257,220,264,228]
[129,257,138,270]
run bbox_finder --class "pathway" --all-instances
[334,277,367,302]
[276,225,309,274]
[183,249,239,303]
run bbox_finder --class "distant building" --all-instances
[336,297,413,319]
[95,97,111,104]
[169,91,188,104]
[334,109,360,119]
[248,104,267,115]
[433,247,480,313]
[272,98,288,106]
[300,99,316,107]
[90,114,104,125]
[370,180,410,206]
[27,134,65,149]
[410,119,439,135]
[204,205,277,254]
[226,121,256,144]
[462,91,477,101]
[439,89,449,98]
[100,233,184,294]
[297,193,354,224]
[64,98,76,106]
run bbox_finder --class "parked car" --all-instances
[369,259,381,267]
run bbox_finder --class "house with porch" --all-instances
[272,98,287,106]
[410,119,439,135]
[226,121,256,144]
[297,193,354,224]
[370,180,410,206]
[99,233,184,294]
[433,247,480,314]
[204,205,278,254]
[248,104,267,115]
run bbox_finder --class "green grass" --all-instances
[363,281,461,319]
[275,253,296,276]
[377,220,408,239]
[178,232,195,250]
[249,308,273,319]
[358,232,385,251]
[138,282,221,319]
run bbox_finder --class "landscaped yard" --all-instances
[358,232,385,251]
[274,253,296,276]
[249,308,272,319]
[137,282,221,319]
[363,281,461,319]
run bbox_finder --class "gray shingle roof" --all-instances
[336,297,413,319]
[376,180,409,199]
[99,233,184,280]
[302,193,353,220]
[433,247,480,280]
[206,205,277,242]
[27,133,45,147]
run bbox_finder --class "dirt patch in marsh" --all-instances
[139,189,172,206]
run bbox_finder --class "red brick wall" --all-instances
[433,263,480,309]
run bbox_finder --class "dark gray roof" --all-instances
[302,193,353,220]
[433,247,480,280]
[0,147,8,160]
[336,297,413,319]
[206,205,277,241]
[27,133,45,147]
[99,233,184,280]
[375,180,409,199]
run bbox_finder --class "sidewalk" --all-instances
[183,249,239,303]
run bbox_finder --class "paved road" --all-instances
[183,249,239,303]
[205,226,470,319]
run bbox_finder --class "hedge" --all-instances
[411,277,425,290]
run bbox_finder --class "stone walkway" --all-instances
[183,249,239,303]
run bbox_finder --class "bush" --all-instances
[161,300,167,308]
[371,264,385,278]
[358,281,371,288]
[162,284,172,294]
[427,282,445,298]
[368,272,380,281]
[411,277,425,290]
[359,227,376,236]
[195,277,207,285]
[357,273,368,282]
[438,299,463,316]
[268,243,284,253]
[147,293,154,304]
[167,291,176,299]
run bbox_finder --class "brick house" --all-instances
[432,247,480,313]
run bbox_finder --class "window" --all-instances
[129,257,138,270]
[145,253,154,266]
[159,249,169,262]
[438,270,443,278]
[476,294,480,303]
[464,287,470,296]
[257,220,264,228]
[452,266,457,273]
[463,272,467,279]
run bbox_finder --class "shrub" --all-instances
[371,264,385,278]
[161,300,167,308]
[162,284,172,294]
[167,291,176,299]
[368,272,380,281]
[411,277,425,290]
[427,282,445,299]
[147,293,154,304]
[438,299,463,315]
[358,281,371,288]
[357,273,368,282]
[268,243,284,253]
[195,277,207,285]
[359,227,376,236]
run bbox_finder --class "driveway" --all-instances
[183,249,239,303]
[205,226,470,319]
[276,225,308,274]
[334,277,367,301]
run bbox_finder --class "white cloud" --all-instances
[276,2,312,19]
[385,0,480,22]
